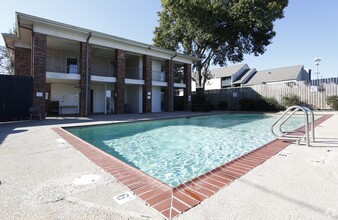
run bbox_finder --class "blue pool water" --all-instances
[66,114,303,187]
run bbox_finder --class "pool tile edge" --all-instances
[51,114,333,219]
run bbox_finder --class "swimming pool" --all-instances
[66,114,304,187]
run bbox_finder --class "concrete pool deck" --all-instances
[0,111,337,219]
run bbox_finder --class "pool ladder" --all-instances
[271,105,315,147]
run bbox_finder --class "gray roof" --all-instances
[233,68,256,84]
[244,65,306,85]
[211,64,248,78]
[3,12,200,64]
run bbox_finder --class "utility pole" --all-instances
[313,57,321,85]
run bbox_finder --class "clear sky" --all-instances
[1,0,337,78]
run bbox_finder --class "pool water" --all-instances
[66,114,304,187]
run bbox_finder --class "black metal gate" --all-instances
[0,75,33,122]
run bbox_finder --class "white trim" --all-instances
[34,24,86,43]
[15,41,31,49]
[174,83,186,88]
[47,72,80,80]
[125,79,145,85]
[91,75,116,83]
[152,81,168,87]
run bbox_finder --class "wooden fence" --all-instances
[0,75,33,121]
[200,77,338,110]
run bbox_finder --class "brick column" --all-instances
[184,64,192,111]
[143,55,152,113]
[163,60,174,112]
[115,49,125,114]
[32,32,47,117]
[164,60,174,112]
[15,47,31,76]
[79,42,92,116]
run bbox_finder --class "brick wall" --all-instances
[79,42,92,116]
[184,64,192,111]
[143,55,152,113]
[115,49,125,114]
[32,32,47,117]
[163,60,170,112]
[164,60,174,112]
[15,47,31,76]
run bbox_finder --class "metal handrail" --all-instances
[279,106,315,142]
[304,106,315,142]
[271,105,315,146]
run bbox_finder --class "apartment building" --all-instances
[2,12,198,117]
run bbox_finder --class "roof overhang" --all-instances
[1,33,17,64]
[15,12,200,64]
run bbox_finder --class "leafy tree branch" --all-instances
[153,0,288,89]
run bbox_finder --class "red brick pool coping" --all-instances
[52,114,332,219]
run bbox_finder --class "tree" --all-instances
[1,26,16,75]
[153,0,288,89]
[0,45,14,75]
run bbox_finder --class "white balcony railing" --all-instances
[126,67,143,80]
[152,70,166,82]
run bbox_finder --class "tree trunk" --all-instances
[196,60,203,89]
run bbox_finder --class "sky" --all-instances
[1,0,337,78]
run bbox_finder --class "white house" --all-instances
[192,64,311,91]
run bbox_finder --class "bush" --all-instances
[192,93,206,104]
[262,97,280,111]
[217,101,228,110]
[191,92,214,111]
[240,97,280,111]
[327,95,338,110]
[240,98,257,111]
[282,94,301,107]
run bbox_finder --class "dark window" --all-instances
[109,61,115,76]
[221,77,231,88]
[67,58,78,74]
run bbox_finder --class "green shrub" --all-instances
[327,95,338,110]
[191,92,214,111]
[240,97,280,111]
[217,101,228,110]
[192,93,206,104]
[263,97,280,111]
[282,94,301,107]
[240,98,256,111]
[255,98,269,111]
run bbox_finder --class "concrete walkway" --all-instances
[0,111,337,219]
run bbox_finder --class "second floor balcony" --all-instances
[126,67,143,80]
[152,70,166,82]
[47,56,79,74]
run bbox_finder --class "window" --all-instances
[109,61,115,76]
[67,58,78,74]
[221,76,232,88]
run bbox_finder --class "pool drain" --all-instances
[72,174,100,185]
